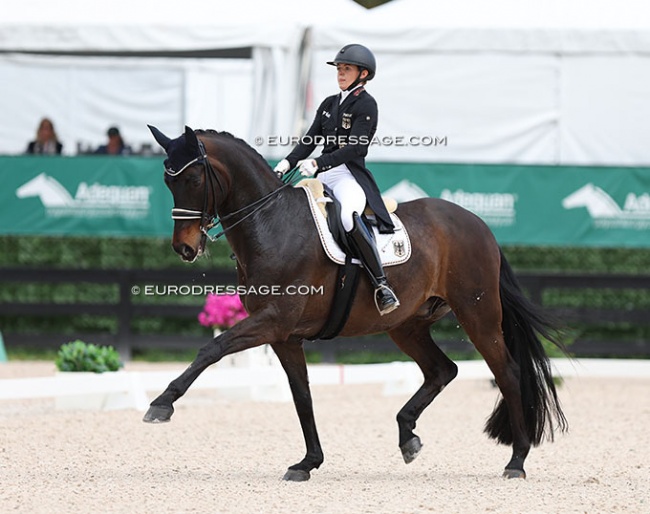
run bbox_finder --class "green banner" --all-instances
[1,156,172,237]
[370,162,650,248]
[1,156,649,247]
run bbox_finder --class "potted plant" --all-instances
[54,340,144,411]
[55,340,122,373]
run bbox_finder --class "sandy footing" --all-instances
[1,361,648,513]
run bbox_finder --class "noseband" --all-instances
[166,138,289,242]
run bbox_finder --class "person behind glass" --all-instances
[274,44,399,316]
[94,126,131,155]
[26,118,63,155]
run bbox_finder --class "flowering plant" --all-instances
[198,293,248,331]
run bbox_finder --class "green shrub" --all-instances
[55,340,123,373]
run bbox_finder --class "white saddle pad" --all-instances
[299,185,412,267]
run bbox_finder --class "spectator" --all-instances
[26,118,63,155]
[94,126,132,155]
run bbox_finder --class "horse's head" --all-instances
[149,125,218,262]
[150,124,284,263]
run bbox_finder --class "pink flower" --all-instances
[198,293,248,330]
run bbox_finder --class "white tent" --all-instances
[4,0,650,166]
[310,0,650,165]
[0,0,365,156]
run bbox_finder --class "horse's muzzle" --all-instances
[172,223,206,262]
[175,242,199,262]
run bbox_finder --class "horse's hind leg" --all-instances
[452,301,530,479]
[388,319,458,464]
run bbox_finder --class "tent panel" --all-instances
[309,50,559,163]
[559,55,650,165]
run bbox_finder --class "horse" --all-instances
[143,125,568,481]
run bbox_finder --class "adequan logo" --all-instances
[440,188,517,227]
[562,182,650,229]
[382,180,428,203]
[16,172,151,219]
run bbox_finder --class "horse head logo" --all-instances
[16,173,75,207]
[562,183,622,218]
[383,180,428,203]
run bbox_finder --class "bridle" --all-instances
[165,138,290,242]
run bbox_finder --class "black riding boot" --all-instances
[347,213,400,315]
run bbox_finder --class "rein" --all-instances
[168,140,293,242]
[199,183,291,242]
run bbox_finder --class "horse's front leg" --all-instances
[143,317,270,423]
[271,339,324,482]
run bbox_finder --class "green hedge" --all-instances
[0,235,233,340]
[1,235,649,352]
[3,235,650,272]
[0,236,233,269]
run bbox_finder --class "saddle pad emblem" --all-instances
[393,240,406,257]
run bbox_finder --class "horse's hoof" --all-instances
[142,405,174,423]
[283,469,311,482]
[503,468,526,479]
[400,436,423,464]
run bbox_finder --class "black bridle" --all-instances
[165,139,290,242]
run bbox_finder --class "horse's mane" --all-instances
[195,129,274,175]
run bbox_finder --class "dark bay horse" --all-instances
[144,125,567,481]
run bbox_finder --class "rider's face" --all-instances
[336,63,368,90]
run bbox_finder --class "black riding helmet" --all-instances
[327,44,376,89]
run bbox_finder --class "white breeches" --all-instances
[318,164,367,232]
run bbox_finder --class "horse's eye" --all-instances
[190,173,203,187]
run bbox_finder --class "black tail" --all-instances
[485,249,569,446]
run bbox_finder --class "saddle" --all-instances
[299,178,397,220]
[297,179,411,340]
[297,179,411,267]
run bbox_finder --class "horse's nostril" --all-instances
[181,244,195,259]
[173,242,196,261]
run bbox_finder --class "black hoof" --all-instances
[283,469,311,482]
[503,468,526,479]
[400,436,423,464]
[142,405,174,423]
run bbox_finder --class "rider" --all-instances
[274,44,399,316]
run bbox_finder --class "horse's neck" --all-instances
[219,170,280,221]
[224,186,306,268]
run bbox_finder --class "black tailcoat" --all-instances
[285,88,394,233]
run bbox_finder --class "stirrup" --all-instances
[374,284,400,316]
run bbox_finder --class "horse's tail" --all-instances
[485,248,569,446]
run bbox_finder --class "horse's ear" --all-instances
[148,125,171,151]
[184,126,200,154]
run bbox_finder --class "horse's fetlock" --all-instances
[396,412,416,432]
